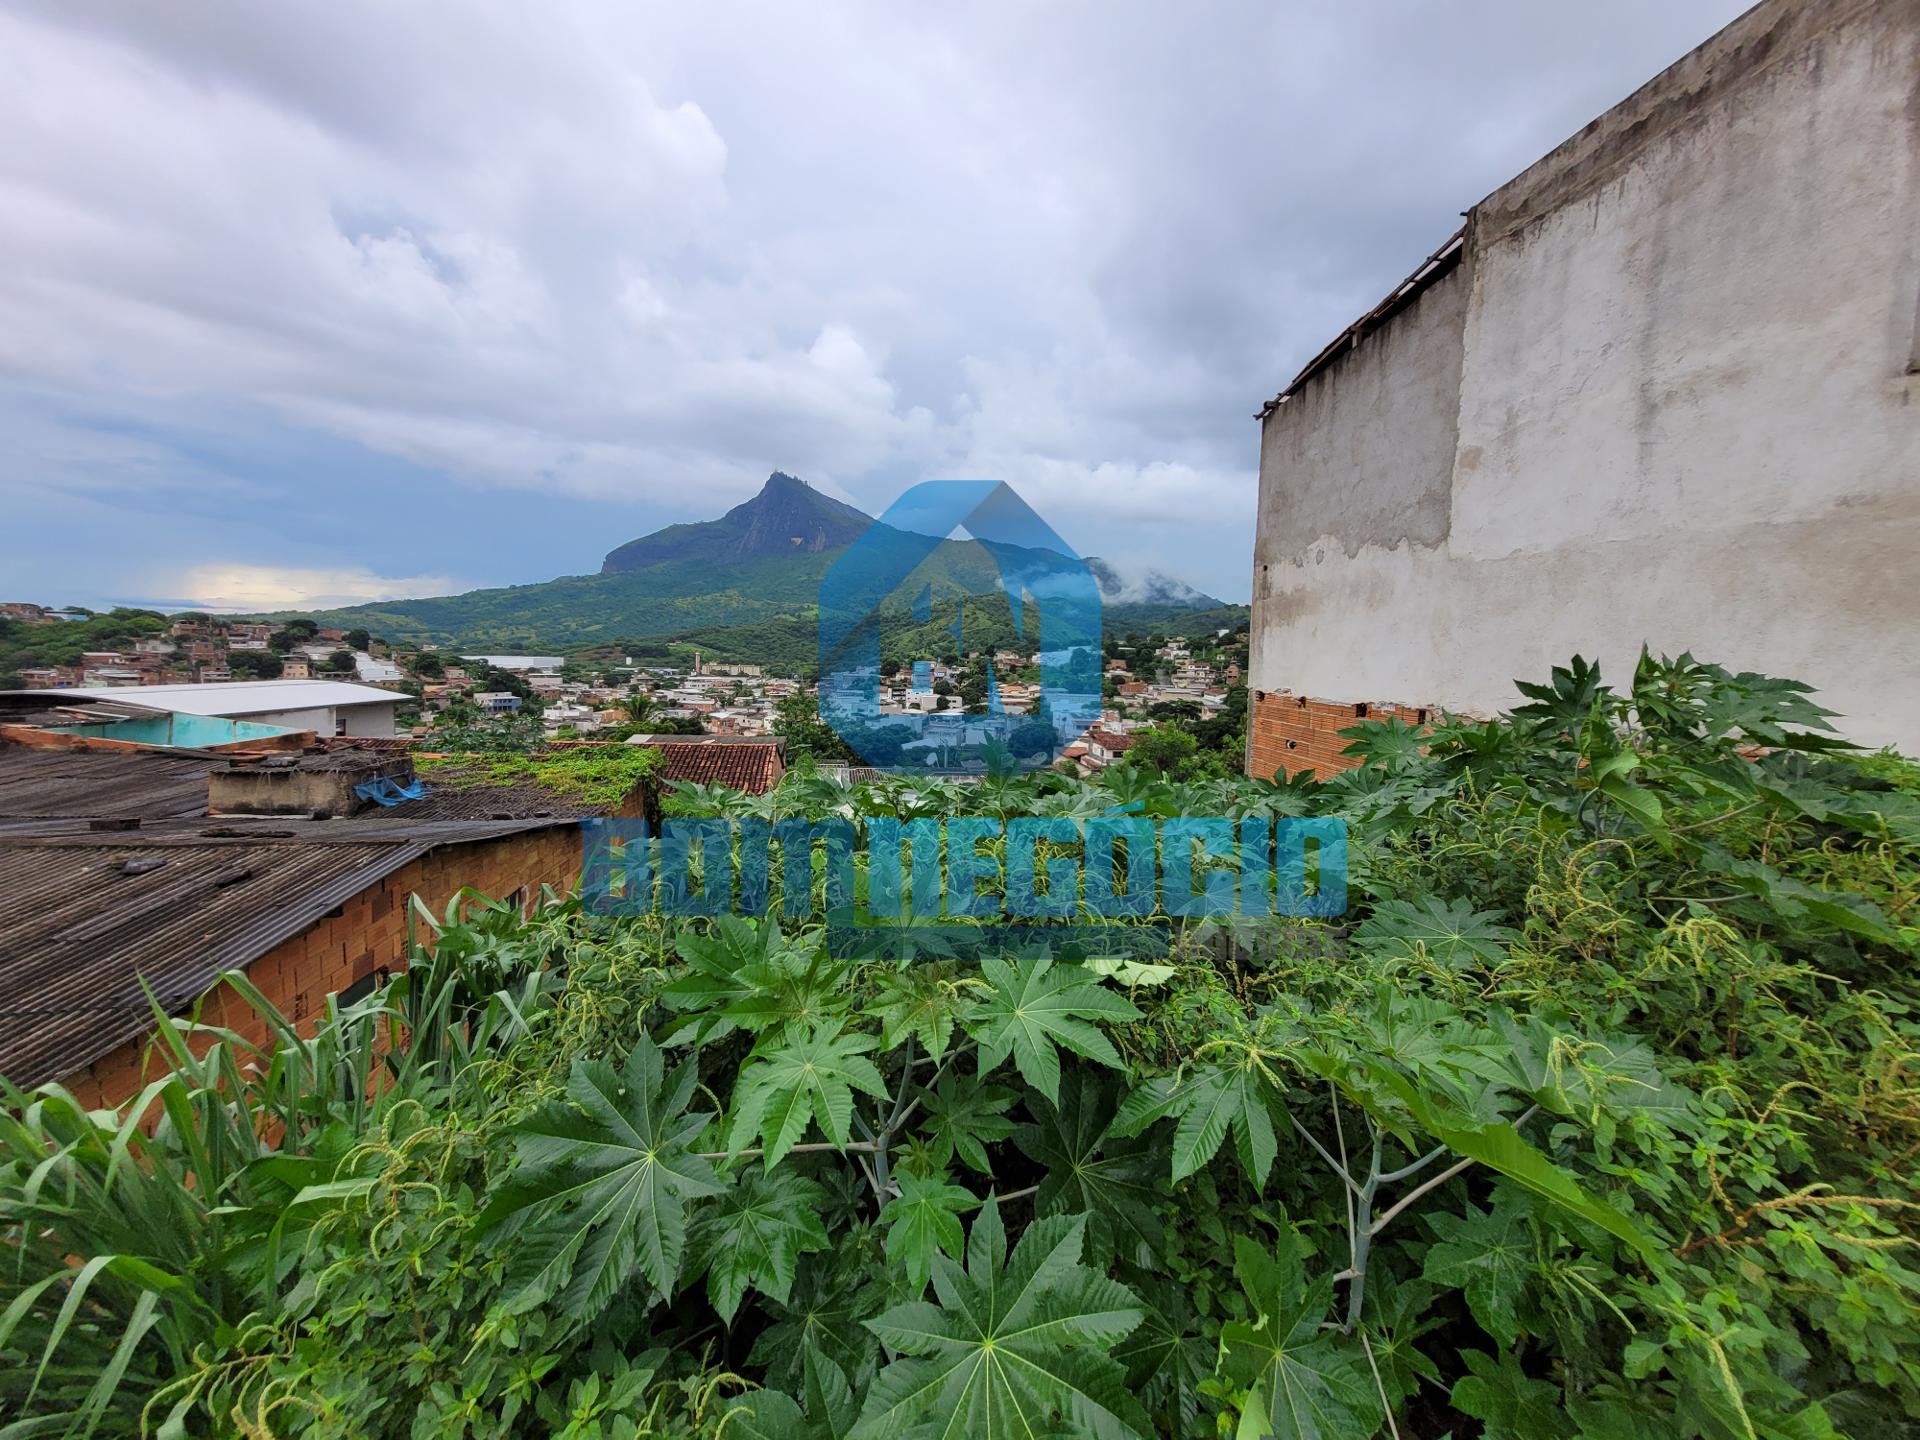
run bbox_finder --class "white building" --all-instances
[1248,0,1920,773]
[352,652,404,684]
[463,655,564,672]
[38,679,404,737]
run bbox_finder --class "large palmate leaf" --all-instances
[853,1198,1150,1440]
[878,1170,975,1294]
[1511,654,1608,739]
[1113,1274,1213,1435]
[1339,715,1429,773]
[728,1024,890,1166]
[1353,895,1521,969]
[803,1349,861,1440]
[688,1165,832,1322]
[1421,1186,1536,1348]
[476,1034,725,1318]
[723,935,854,1041]
[1017,1070,1166,1266]
[663,917,851,1046]
[1112,1053,1286,1189]
[1220,1231,1379,1440]
[750,1246,884,1392]
[1449,1349,1563,1440]
[1491,1015,1691,1130]
[963,954,1142,1103]
[865,962,984,1060]
[659,915,784,1045]
[915,1074,1017,1175]
[722,1350,862,1440]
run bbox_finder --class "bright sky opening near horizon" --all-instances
[0,1,1752,613]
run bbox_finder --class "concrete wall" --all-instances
[1249,0,1920,769]
[64,825,582,1109]
[340,702,399,738]
[248,705,338,735]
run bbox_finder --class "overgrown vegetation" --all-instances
[417,744,665,808]
[4,652,1917,1437]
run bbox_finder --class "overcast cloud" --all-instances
[0,1,1752,610]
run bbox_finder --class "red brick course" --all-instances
[1246,690,1433,782]
[62,826,584,1109]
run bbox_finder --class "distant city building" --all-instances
[463,655,564,672]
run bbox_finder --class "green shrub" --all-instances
[3,652,1915,1438]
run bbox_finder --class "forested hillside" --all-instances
[267,473,1233,664]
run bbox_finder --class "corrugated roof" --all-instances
[383,763,617,822]
[0,746,232,820]
[13,679,403,717]
[0,814,581,1088]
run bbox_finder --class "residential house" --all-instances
[1247,0,1920,775]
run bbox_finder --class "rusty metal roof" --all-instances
[0,814,582,1089]
[1258,227,1467,418]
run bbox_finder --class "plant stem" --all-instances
[1376,1142,1448,1185]
[1344,1124,1382,1333]
[1368,1156,1475,1237]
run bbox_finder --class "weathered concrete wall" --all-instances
[1255,260,1467,567]
[1250,0,1920,763]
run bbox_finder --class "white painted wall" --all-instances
[339,703,399,738]
[1250,0,1920,753]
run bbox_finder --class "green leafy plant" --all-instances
[2,652,1915,1439]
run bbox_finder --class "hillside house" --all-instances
[1248,0,1920,778]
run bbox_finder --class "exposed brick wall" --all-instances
[1247,690,1433,782]
[63,825,584,1109]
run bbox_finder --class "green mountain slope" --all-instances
[274,472,1235,661]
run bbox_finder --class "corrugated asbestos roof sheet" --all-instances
[0,746,232,820]
[0,814,582,1088]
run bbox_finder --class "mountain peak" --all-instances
[601,471,874,574]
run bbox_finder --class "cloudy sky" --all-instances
[0,1,1751,612]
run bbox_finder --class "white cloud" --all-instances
[167,564,465,613]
